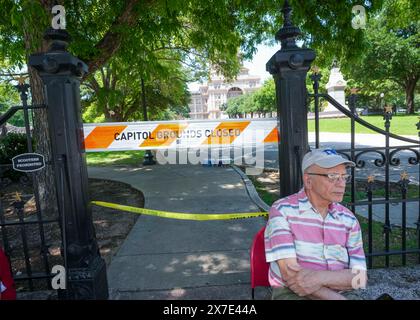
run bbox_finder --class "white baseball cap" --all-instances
[302,148,355,173]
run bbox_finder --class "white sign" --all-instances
[83,119,278,152]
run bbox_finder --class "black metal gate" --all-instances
[1,27,109,300]
[0,80,63,294]
[309,71,420,269]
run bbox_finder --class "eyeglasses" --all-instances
[307,172,352,183]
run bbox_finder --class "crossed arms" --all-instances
[277,258,367,300]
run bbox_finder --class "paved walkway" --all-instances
[88,165,267,299]
[355,201,419,229]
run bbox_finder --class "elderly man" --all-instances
[265,148,367,300]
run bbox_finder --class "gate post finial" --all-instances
[275,0,302,50]
[43,27,71,52]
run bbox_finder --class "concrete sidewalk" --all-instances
[88,164,268,300]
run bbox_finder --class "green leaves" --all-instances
[253,79,276,114]
[4,0,409,119]
[82,47,190,122]
[341,0,419,113]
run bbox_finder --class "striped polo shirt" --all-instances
[264,188,367,287]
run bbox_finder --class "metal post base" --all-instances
[58,256,109,300]
[143,150,156,165]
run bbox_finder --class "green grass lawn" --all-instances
[86,150,146,166]
[342,183,419,203]
[308,115,419,136]
[249,176,279,207]
[342,182,419,267]
[357,214,419,268]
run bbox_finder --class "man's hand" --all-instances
[276,258,301,283]
[285,264,324,297]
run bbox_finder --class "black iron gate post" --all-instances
[29,28,108,299]
[267,0,315,197]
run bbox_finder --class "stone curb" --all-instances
[231,165,271,213]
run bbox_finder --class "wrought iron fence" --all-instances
[0,81,63,293]
[309,70,420,269]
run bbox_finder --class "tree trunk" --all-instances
[405,78,417,115]
[29,69,59,218]
[0,124,7,137]
[141,77,148,121]
[24,2,58,218]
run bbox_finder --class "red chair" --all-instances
[250,226,270,300]
[0,248,16,300]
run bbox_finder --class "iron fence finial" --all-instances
[384,105,393,114]
[15,191,22,202]
[311,65,320,74]
[350,88,359,95]
[15,75,29,85]
[400,171,409,181]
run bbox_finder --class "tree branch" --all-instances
[105,64,111,89]
[388,77,405,88]
[0,72,29,77]
[88,76,101,93]
[82,0,151,80]
[111,67,118,91]
[153,46,208,60]
[123,97,141,120]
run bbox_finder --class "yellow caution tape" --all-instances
[91,201,268,221]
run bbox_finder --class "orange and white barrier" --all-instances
[83,119,279,152]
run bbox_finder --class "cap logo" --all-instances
[323,148,337,155]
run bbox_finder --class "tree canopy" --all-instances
[342,0,419,113]
[0,0,391,122]
[0,1,387,77]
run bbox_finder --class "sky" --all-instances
[188,43,279,92]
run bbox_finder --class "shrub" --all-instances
[0,133,32,181]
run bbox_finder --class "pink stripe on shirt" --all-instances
[264,188,367,288]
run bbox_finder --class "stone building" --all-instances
[325,60,348,112]
[188,66,261,119]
